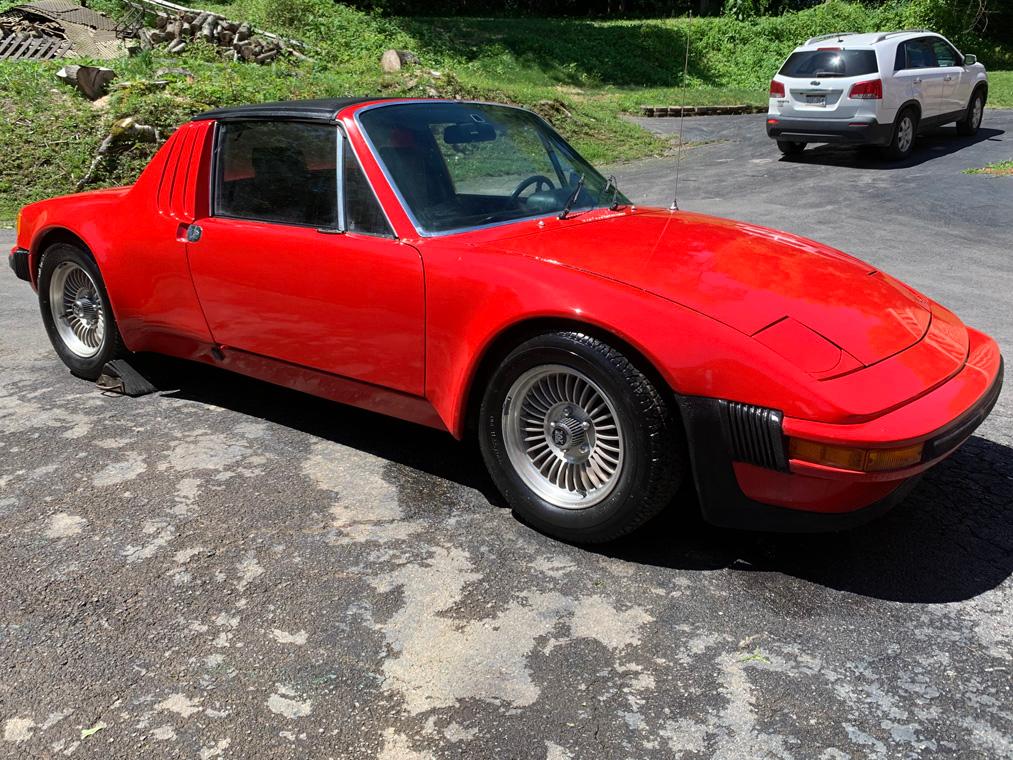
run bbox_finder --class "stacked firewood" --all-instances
[137,9,305,63]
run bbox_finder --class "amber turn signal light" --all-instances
[788,438,924,472]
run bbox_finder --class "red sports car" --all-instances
[9,97,1003,543]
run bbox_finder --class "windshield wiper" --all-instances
[600,175,621,210]
[558,174,585,220]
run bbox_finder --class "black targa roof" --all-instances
[191,97,382,123]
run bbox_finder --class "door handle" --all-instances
[944,75,954,81]
[186,224,202,243]
[913,78,922,84]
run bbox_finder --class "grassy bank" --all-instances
[2,0,1012,221]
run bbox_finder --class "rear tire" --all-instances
[885,108,917,160]
[776,140,806,156]
[478,331,683,544]
[955,89,985,136]
[38,243,126,380]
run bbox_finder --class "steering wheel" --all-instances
[510,174,555,203]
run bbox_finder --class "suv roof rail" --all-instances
[804,32,860,45]
[874,29,936,43]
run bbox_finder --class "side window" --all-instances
[214,121,337,228]
[930,38,959,67]
[343,139,393,237]
[894,43,906,72]
[904,38,939,69]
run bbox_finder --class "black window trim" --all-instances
[207,118,397,239]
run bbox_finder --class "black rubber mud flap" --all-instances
[96,359,158,397]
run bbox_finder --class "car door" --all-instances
[928,37,966,114]
[186,119,425,396]
[894,37,946,118]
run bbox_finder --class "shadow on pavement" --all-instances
[779,126,1005,169]
[602,434,1013,605]
[132,354,1012,606]
[133,353,503,504]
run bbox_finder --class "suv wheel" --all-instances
[776,140,806,156]
[956,90,985,136]
[478,332,683,544]
[885,108,917,160]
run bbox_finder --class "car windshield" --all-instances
[779,49,879,78]
[358,102,626,233]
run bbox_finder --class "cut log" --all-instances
[56,65,117,100]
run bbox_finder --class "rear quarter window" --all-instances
[779,49,879,78]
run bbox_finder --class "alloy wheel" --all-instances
[48,261,106,358]
[897,116,914,154]
[502,365,625,509]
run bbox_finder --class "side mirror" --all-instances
[964,54,977,66]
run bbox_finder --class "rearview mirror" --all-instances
[443,122,496,144]
[964,54,977,66]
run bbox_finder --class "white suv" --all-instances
[766,30,988,159]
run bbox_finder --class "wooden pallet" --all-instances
[0,33,71,59]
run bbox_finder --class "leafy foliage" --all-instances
[1,0,1011,221]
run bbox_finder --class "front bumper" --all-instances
[766,116,893,146]
[8,247,30,282]
[677,345,1003,532]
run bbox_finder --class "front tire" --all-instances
[478,332,683,544]
[885,108,917,160]
[38,243,126,379]
[956,89,985,136]
[776,140,806,156]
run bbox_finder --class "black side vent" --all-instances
[9,248,30,282]
[721,401,788,471]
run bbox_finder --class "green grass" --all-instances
[965,159,1013,176]
[2,0,1012,222]
[988,71,1013,108]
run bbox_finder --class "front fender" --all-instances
[419,243,830,439]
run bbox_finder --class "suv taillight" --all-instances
[769,79,785,98]
[849,79,882,99]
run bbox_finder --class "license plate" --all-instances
[805,94,827,106]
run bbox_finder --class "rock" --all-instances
[381,49,419,73]
[56,65,117,100]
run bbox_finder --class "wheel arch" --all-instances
[30,225,127,333]
[897,99,921,123]
[31,227,96,280]
[972,81,988,104]
[458,316,676,441]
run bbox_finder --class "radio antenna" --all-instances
[671,12,692,212]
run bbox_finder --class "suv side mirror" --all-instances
[964,54,977,66]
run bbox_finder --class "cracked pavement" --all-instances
[2,111,1012,758]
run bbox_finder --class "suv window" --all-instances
[779,49,878,78]
[343,140,393,237]
[215,121,337,227]
[898,38,939,70]
[930,38,960,67]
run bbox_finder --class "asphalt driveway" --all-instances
[2,111,1011,758]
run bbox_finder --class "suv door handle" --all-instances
[913,77,922,84]
[943,75,954,81]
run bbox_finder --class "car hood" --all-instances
[489,210,930,366]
